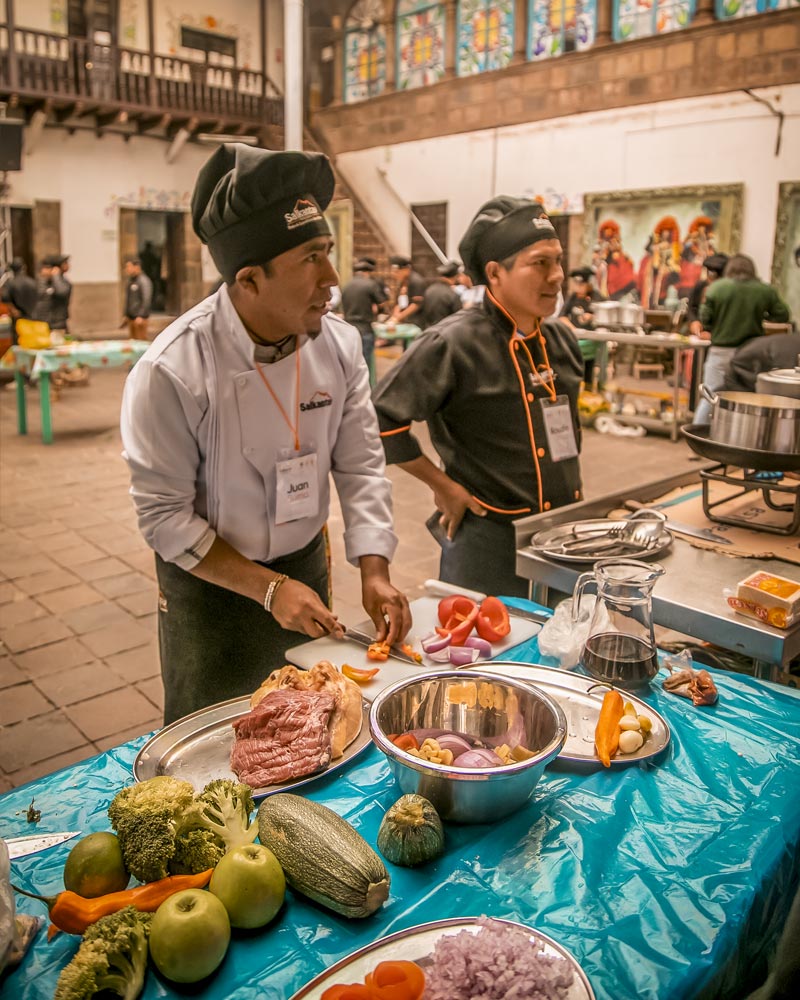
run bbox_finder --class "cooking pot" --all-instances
[756,356,800,400]
[592,301,619,327]
[617,303,645,327]
[699,385,800,454]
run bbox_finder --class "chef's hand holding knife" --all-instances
[359,555,412,645]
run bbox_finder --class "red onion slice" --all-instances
[463,636,492,658]
[421,631,452,654]
[453,748,504,768]
[448,646,480,666]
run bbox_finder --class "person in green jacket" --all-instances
[694,254,790,424]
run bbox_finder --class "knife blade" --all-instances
[5,831,81,859]
[423,579,551,625]
[343,628,421,665]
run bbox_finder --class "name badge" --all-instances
[540,395,578,463]
[275,452,319,525]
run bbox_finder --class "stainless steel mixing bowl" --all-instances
[369,670,567,823]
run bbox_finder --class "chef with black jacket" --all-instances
[341,257,386,376]
[420,260,462,329]
[373,197,584,597]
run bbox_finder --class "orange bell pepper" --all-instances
[400,643,422,664]
[367,960,425,1000]
[341,663,380,682]
[321,985,372,1000]
[595,689,624,768]
[391,733,419,752]
[367,641,391,662]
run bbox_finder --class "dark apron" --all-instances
[156,532,328,725]
[429,510,529,598]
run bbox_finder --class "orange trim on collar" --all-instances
[380,424,411,437]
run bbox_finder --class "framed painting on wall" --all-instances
[771,181,800,323]
[582,184,744,306]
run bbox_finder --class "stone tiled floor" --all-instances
[0,349,701,792]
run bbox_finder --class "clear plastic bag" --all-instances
[537,595,596,670]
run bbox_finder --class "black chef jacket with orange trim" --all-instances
[372,294,584,520]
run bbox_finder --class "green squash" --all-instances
[377,794,444,867]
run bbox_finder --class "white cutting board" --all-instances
[284,595,542,701]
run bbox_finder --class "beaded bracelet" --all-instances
[264,573,288,614]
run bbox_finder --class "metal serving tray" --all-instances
[133,694,371,798]
[468,662,671,767]
[529,518,674,563]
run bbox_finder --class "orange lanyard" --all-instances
[255,346,301,452]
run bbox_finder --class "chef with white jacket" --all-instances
[121,144,411,724]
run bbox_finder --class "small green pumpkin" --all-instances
[377,794,444,867]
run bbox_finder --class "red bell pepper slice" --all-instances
[475,596,511,643]
[392,733,419,752]
[436,596,479,645]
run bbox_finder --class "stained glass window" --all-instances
[528,0,597,60]
[456,0,514,76]
[716,0,798,18]
[344,0,387,104]
[614,0,695,40]
[396,1,446,91]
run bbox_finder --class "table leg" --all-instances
[752,659,779,683]
[39,372,53,445]
[672,346,681,442]
[14,371,27,435]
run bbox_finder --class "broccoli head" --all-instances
[54,906,152,1000]
[173,779,257,872]
[107,776,195,883]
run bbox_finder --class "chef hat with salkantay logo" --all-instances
[458,196,558,284]
[191,143,335,283]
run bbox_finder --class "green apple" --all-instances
[149,888,230,983]
[209,843,286,929]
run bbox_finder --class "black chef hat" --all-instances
[191,143,335,282]
[42,254,60,267]
[458,197,558,283]
[354,258,376,272]
[437,260,461,278]
[389,255,412,268]
[704,253,729,276]
[569,266,594,282]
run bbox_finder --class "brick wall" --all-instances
[313,11,800,156]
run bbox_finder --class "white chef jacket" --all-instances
[121,285,398,572]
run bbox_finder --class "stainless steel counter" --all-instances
[513,469,800,678]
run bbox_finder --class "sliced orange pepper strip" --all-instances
[391,733,419,751]
[399,643,422,664]
[367,641,390,662]
[595,690,624,768]
[341,663,380,682]
[321,985,372,1000]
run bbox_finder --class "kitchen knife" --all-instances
[423,579,551,625]
[5,831,81,859]
[343,628,422,665]
[623,502,734,545]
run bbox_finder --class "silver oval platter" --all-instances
[468,662,671,767]
[290,916,595,1000]
[133,694,371,798]
[529,518,673,563]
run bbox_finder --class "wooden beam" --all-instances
[53,104,78,124]
[96,109,121,128]
[5,0,18,91]
[135,113,163,133]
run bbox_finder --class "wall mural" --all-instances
[716,0,798,18]
[583,184,743,305]
[165,10,252,67]
[50,0,67,32]
[345,0,387,103]
[613,0,695,41]
[771,182,800,324]
[457,0,514,76]
[529,0,597,60]
[397,1,446,91]
[105,188,192,217]
[119,0,140,47]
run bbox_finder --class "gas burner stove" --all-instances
[700,464,800,536]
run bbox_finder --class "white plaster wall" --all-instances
[9,129,214,283]
[266,0,285,91]
[336,85,800,281]
[155,1,261,69]
[15,0,67,34]
[118,0,151,51]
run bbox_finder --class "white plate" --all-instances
[290,917,595,1000]
[468,662,671,767]
[133,695,371,798]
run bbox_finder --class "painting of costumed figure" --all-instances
[637,215,682,308]
[594,219,637,300]
[679,215,717,297]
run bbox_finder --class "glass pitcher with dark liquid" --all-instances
[572,559,665,690]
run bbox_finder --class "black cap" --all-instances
[704,253,729,275]
[353,258,376,272]
[569,266,594,282]
[389,255,412,268]
[437,260,461,278]
[191,143,335,282]
[42,254,60,267]
[458,197,558,283]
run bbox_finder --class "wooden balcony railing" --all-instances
[0,26,284,127]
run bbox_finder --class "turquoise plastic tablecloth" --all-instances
[3,601,800,1000]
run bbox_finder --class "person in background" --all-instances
[725,331,800,393]
[45,254,72,340]
[455,270,485,309]
[123,257,153,340]
[386,254,425,332]
[2,259,37,343]
[686,253,728,337]
[341,257,385,376]
[373,197,583,597]
[120,143,410,724]
[32,258,71,332]
[695,254,791,424]
[560,266,602,331]
[420,260,462,330]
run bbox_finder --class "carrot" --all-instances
[595,690,624,768]
[13,869,214,936]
